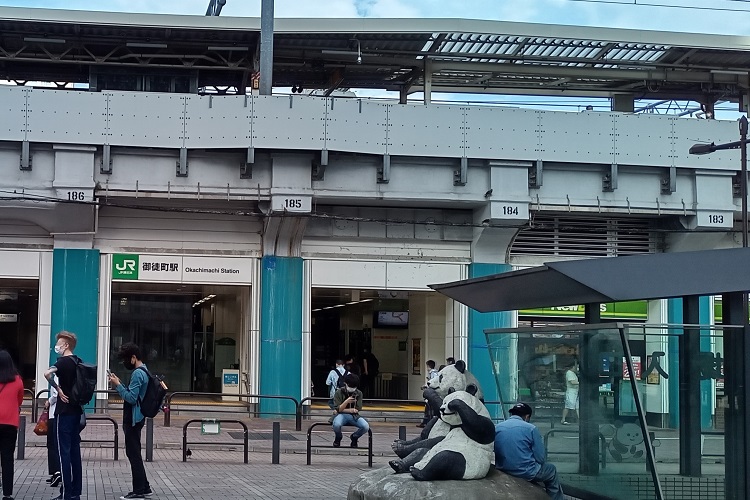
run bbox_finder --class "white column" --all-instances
[96,254,112,401]
[301,259,312,404]
[248,258,262,403]
[34,251,53,398]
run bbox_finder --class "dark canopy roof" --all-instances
[430,248,750,313]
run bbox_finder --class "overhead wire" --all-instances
[566,0,750,13]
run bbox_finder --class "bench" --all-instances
[306,422,373,467]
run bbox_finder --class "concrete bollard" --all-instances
[272,421,280,464]
[16,415,25,460]
[145,418,154,462]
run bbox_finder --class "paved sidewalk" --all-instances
[15,447,383,499]
[15,412,408,499]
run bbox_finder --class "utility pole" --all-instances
[205,0,226,16]
[259,0,274,95]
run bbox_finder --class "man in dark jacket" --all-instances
[331,374,370,448]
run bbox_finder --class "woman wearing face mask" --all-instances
[331,373,369,448]
[0,350,25,500]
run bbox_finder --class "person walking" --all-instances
[495,402,564,500]
[0,350,24,500]
[561,362,579,425]
[44,331,84,500]
[108,343,153,500]
[44,376,61,488]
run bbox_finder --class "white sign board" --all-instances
[270,195,312,213]
[183,256,252,284]
[112,254,252,285]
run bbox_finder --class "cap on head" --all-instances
[509,402,533,417]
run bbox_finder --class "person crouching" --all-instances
[331,374,369,448]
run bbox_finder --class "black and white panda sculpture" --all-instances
[405,389,495,481]
[392,360,483,461]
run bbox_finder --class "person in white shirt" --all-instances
[561,362,579,425]
[418,360,440,427]
[325,360,348,415]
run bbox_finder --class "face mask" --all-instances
[123,359,136,371]
[345,385,356,393]
[54,344,65,355]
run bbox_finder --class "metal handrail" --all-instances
[164,391,301,430]
[32,389,119,421]
[544,429,607,468]
[306,421,373,468]
[182,419,248,463]
[82,415,119,460]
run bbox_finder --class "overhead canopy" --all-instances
[430,248,750,313]
[1,6,750,99]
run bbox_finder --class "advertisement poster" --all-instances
[622,356,642,380]
[412,338,421,375]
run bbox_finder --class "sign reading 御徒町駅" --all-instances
[111,254,251,284]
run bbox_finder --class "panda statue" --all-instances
[403,389,495,481]
[391,360,483,461]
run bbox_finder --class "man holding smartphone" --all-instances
[107,343,152,500]
[331,373,369,448]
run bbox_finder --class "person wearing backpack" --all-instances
[108,343,153,500]
[43,331,84,500]
[325,360,348,423]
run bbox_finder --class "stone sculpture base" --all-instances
[347,467,550,500]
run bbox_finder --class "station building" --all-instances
[0,6,745,428]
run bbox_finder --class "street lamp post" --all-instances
[690,115,750,499]
[689,115,748,248]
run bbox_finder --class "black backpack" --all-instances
[335,369,349,389]
[136,366,167,418]
[69,357,97,406]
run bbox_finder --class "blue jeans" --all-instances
[332,413,369,441]
[533,462,564,500]
[56,414,82,499]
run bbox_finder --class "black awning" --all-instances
[430,248,750,313]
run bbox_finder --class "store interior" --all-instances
[0,279,38,390]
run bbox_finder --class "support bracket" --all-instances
[661,165,677,194]
[176,147,188,177]
[312,149,329,181]
[19,141,32,171]
[603,163,618,192]
[454,157,468,186]
[240,147,254,179]
[528,160,543,188]
[100,145,113,175]
[377,154,391,184]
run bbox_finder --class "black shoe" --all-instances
[138,488,153,497]
[332,438,341,448]
[120,493,145,500]
[50,474,62,488]
[46,472,60,484]
[351,437,359,448]
[416,423,426,428]
[3,496,14,500]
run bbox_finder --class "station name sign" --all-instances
[112,254,251,284]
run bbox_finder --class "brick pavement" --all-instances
[14,412,411,499]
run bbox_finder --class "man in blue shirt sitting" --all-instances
[494,402,563,500]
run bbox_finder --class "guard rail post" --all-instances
[399,426,406,440]
[295,403,302,431]
[145,418,154,462]
[16,415,25,460]
[272,421,280,464]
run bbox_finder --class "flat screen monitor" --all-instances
[374,311,409,328]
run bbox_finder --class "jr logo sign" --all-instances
[112,254,139,280]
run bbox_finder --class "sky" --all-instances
[2,0,750,35]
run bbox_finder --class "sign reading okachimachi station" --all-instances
[112,253,252,284]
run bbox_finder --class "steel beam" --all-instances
[679,295,701,477]
[579,304,601,476]
[259,0,274,95]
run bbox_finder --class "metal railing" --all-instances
[82,415,119,460]
[164,392,301,430]
[33,389,119,422]
[182,419,248,463]
[306,421,373,467]
[544,429,607,468]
